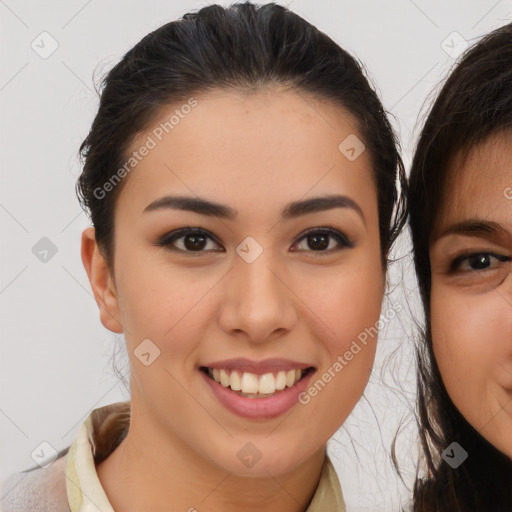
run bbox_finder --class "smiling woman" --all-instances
[408,21,512,512]
[0,2,406,511]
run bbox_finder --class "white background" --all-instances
[1,1,511,510]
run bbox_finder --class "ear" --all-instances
[81,226,123,334]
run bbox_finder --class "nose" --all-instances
[218,249,298,344]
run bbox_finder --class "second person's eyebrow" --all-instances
[433,220,512,245]
[142,194,366,224]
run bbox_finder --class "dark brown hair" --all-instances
[408,22,512,511]
[75,1,407,275]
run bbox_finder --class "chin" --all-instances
[208,444,314,478]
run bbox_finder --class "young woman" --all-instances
[408,21,512,511]
[0,2,406,511]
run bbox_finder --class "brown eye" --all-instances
[468,254,492,270]
[155,226,354,257]
[451,252,511,272]
[156,228,223,254]
[292,228,353,254]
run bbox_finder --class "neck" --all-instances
[96,403,327,512]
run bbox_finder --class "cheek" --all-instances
[295,247,384,345]
[113,245,212,361]
[431,292,483,393]
[313,256,384,376]
[329,269,383,340]
[295,263,384,436]
[431,286,512,410]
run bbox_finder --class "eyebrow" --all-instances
[143,194,365,223]
[432,220,512,245]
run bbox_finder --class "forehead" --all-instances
[437,130,512,229]
[116,88,377,220]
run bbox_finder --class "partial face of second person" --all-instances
[84,87,384,477]
[430,130,512,459]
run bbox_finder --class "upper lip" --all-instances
[200,358,315,375]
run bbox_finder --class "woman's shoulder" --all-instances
[0,450,70,512]
[0,401,130,512]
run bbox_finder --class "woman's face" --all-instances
[83,87,384,477]
[430,130,512,459]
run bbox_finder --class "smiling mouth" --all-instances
[200,366,315,398]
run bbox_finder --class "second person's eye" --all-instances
[451,252,511,272]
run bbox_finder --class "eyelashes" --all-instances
[154,226,354,257]
[292,227,354,254]
[156,228,223,255]
[449,252,511,273]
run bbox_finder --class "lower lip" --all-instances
[200,369,315,419]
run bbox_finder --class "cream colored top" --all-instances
[1,401,346,512]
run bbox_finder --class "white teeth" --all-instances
[241,372,259,393]
[207,367,307,395]
[258,373,276,394]
[230,371,241,391]
[219,369,230,387]
[275,371,287,390]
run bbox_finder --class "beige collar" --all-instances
[65,401,346,512]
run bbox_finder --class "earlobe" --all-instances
[81,226,124,334]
